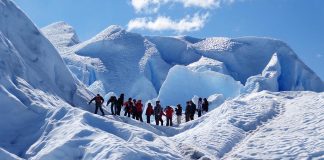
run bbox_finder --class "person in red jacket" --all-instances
[123,98,133,117]
[145,103,154,124]
[89,94,105,116]
[165,106,174,126]
[136,100,143,122]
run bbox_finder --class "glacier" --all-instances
[0,0,323,159]
[42,23,323,104]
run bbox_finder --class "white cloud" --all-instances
[316,53,323,58]
[131,0,168,13]
[130,0,237,13]
[127,13,209,33]
[180,0,221,8]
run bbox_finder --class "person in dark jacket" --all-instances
[124,98,133,117]
[202,98,209,114]
[185,101,191,122]
[89,94,105,116]
[116,93,124,115]
[165,106,174,126]
[136,100,143,122]
[175,104,182,125]
[145,103,154,124]
[190,100,196,120]
[197,98,203,117]
[154,101,163,126]
[132,99,137,119]
[107,96,117,115]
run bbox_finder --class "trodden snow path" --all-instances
[224,91,324,159]
[163,91,324,160]
[222,94,286,159]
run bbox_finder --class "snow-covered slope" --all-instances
[0,0,91,107]
[0,0,92,157]
[172,91,324,159]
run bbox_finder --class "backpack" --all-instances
[191,104,196,114]
[176,107,182,115]
[136,103,143,112]
[95,96,102,103]
[154,105,162,116]
[165,108,174,118]
[202,101,209,111]
[146,106,154,115]
[132,104,137,113]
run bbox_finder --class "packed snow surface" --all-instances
[0,0,323,159]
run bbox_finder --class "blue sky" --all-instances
[13,0,324,79]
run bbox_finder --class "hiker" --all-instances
[175,104,182,125]
[132,99,137,119]
[165,106,174,126]
[88,94,105,116]
[124,98,133,117]
[202,98,209,114]
[197,98,203,117]
[116,93,124,116]
[185,101,190,122]
[145,103,154,124]
[190,101,196,120]
[154,101,164,126]
[136,100,143,122]
[107,96,117,115]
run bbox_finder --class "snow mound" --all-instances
[146,36,201,65]
[187,56,229,74]
[158,65,243,106]
[244,53,281,92]
[207,94,225,109]
[194,37,324,92]
[72,26,162,101]
[41,21,80,54]
[55,25,173,101]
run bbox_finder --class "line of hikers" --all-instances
[89,93,209,126]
